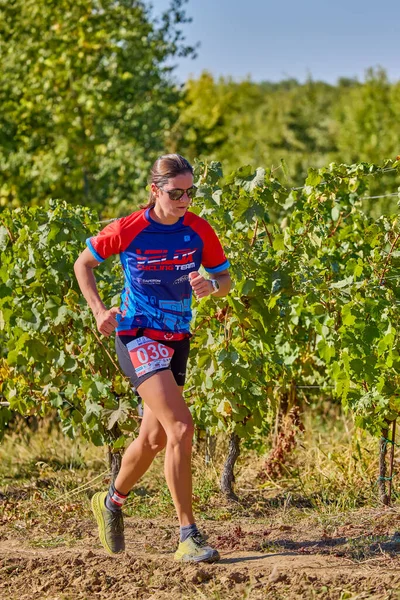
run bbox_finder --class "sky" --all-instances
[150,0,400,84]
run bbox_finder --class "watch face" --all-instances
[212,279,219,292]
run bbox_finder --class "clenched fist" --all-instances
[189,271,213,299]
[95,306,121,336]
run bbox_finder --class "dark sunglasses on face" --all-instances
[158,185,197,201]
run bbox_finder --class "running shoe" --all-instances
[174,531,220,563]
[91,491,125,555]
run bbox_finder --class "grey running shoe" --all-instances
[91,491,125,555]
[174,531,220,563]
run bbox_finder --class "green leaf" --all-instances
[106,399,131,430]
[112,436,126,450]
[273,234,285,251]
[0,226,10,251]
[330,276,354,289]
[331,205,340,221]
[234,166,265,192]
[54,306,70,326]
[305,168,322,186]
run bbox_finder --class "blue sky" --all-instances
[151,0,400,84]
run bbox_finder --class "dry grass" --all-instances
[2,411,400,600]
[0,407,397,529]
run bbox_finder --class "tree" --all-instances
[334,69,398,165]
[168,70,400,215]
[170,73,342,184]
[0,0,195,214]
[334,68,400,215]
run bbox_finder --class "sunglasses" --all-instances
[158,185,197,201]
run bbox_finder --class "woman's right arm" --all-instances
[74,248,121,336]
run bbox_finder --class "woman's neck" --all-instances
[150,205,180,225]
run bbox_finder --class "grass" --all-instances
[29,534,79,548]
[0,407,399,545]
[2,415,400,600]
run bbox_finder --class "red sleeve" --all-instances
[86,210,149,261]
[184,213,230,273]
[86,220,123,261]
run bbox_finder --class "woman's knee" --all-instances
[139,430,167,454]
[167,417,194,448]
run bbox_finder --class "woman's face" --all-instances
[151,171,194,219]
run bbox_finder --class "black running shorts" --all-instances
[115,333,190,390]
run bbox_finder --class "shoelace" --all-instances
[190,532,207,547]
[109,511,124,535]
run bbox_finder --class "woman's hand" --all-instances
[95,306,121,336]
[189,271,213,299]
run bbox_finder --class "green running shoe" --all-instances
[174,531,220,563]
[91,491,125,555]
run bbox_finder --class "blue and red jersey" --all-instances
[86,208,230,334]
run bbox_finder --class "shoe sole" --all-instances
[174,550,220,563]
[91,492,123,556]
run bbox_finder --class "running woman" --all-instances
[74,154,231,563]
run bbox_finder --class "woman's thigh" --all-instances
[137,370,192,432]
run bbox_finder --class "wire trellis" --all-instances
[97,191,400,225]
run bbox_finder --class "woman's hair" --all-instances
[143,154,193,209]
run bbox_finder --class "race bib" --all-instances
[127,336,174,378]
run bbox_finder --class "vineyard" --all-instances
[2,158,400,599]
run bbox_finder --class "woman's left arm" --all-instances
[209,269,231,298]
[189,269,232,299]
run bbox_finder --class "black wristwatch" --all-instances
[210,279,220,294]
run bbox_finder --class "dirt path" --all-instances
[2,518,400,599]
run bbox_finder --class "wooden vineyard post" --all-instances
[205,431,217,466]
[108,423,123,484]
[108,448,122,485]
[388,420,396,505]
[379,427,389,505]
[220,432,241,500]
[379,420,397,506]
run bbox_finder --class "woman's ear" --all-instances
[151,183,158,197]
